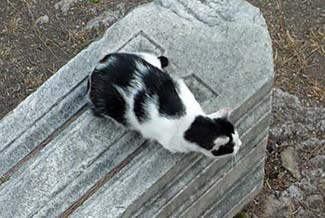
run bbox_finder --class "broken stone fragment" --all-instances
[262,195,294,218]
[54,0,79,15]
[281,146,301,179]
[286,185,303,200]
[35,15,49,25]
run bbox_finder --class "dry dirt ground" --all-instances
[0,0,150,118]
[0,0,324,217]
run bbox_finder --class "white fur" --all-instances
[135,52,163,70]
[232,130,242,154]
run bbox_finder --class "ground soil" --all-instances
[0,0,150,118]
[0,0,324,217]
[240,1,324,217]
[248,0,324,107]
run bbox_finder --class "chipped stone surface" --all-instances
[250,88,325,217]
[271,88,325,142]
[0,0,273,217]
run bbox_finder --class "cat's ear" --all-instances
[209,107,232,119]
[158,56,169,68]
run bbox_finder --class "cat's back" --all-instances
[90,53,139,88]
[88,53,140,124]
[88,52,186,128]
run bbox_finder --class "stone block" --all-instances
[0,0,273,217]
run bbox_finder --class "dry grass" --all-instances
[273,25,324,105]
[253,0,325,106]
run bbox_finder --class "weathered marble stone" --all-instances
[0,0,273,217]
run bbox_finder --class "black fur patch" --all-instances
[89,53,140,125]
[134,89,148,122]
[89,80,127,124]
[184,116,218,150]
[184,116,235,155]
[158,56,169,68]
[140,64,185,117]
[94,53,138,87]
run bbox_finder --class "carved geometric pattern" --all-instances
[184,74,218,104]
[118,32,218,104]
[117,31,165,56]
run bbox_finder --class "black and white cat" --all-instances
[88,52,242,158]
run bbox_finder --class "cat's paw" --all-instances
[166,148,178,154]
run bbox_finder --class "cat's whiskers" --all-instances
[231,152,238,169]
[231,154,234,168]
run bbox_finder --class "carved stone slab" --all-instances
[0,0,273,217]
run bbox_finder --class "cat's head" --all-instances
[184,108,242,158]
